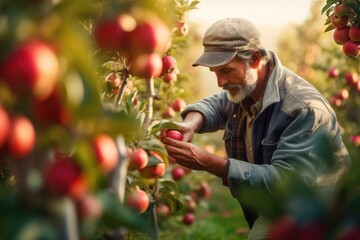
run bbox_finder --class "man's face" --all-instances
[210,57,259,103]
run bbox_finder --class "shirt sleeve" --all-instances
[181,91,231,133]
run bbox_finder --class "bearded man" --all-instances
[161,18,350,239]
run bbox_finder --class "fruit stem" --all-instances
[144,77,155,127]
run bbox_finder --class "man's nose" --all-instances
[217,77,227,88]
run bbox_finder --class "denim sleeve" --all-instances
[181,91,230,133]
[227,107,350,200]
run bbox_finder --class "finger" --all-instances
[163,137,187,147]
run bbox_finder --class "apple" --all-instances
[176,20,189,37]
[7,115,36,158]
[172,98,186,112]
[44,153,87,199]
[92,134,119,172]
[162,72,177,83]
[139,151,166,178]
[77,194,103,219]
[0,106,10,148]
[128,17,170,54]
[350,135,360,147]
[331,14,349,28]
[343,40,360,58]
[33,87,70,125]
[126,186,150,213]
[155,203,171,218]
[161,106,176,119]
[333,27,350,45]
[336,88,349,100]
[166,130,183,141]
[93,14,136,52]
[161,55,177,74]
[128,148,149,170]
[107,72,121,88]
[129,53,163,78]
[182,213,195,225]
[171,166,186,181]
[334,3,353,16]
[198,180,212,200]
[329,96,342,107]
[184,197,197,212]
[344,72,359,86]
[349,26,360,42]
[0,40,59,100]
[268,216,299,240]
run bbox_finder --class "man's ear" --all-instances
[250,51,261,68]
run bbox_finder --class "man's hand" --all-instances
[162,137,228,178]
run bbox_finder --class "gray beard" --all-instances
[223,67,258,103]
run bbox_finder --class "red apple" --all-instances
[128,17,170,54]
[334,3,353,16]
[331,14,349,28]
[107,72,121,88]
[198,180,212,200]
[126,186,150,213]
[92,134,118,172]
[329,96,342,107]
[156,203,171,218]
[128,148,149,170]
[349,26,360,42]
[93,14,136,52]
[344,72,359,86]
[162,72,177,83]
[44,153,87,199]
[0,106,10,148]
[7,115,36,158]
[166,129,183,141]
[172,98,186,112]
[182,213,195,225]
[343,40,360,58]
[350,135,360,147]
[333,27,350,45]
[77,194,103,219]
[171,166,186,181]
[161,55,177,74]
[176,20,189,37]
[139,151,166,178]
[0,40,59,100]
[33,87,70,125]
[184,197,197,212]
[268,216,299,240]
[161,106,176,118]
[336,88,349,100]
[129,53,163,78]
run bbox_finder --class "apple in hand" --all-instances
[0,40,59,100]
[126,186,150,213]
[7,115,36,158]
[128,148,149,170]
[92,134,119,172]
[166,129,183,141]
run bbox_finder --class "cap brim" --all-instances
[192,51,237,67]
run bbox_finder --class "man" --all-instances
[161,18,350,239]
